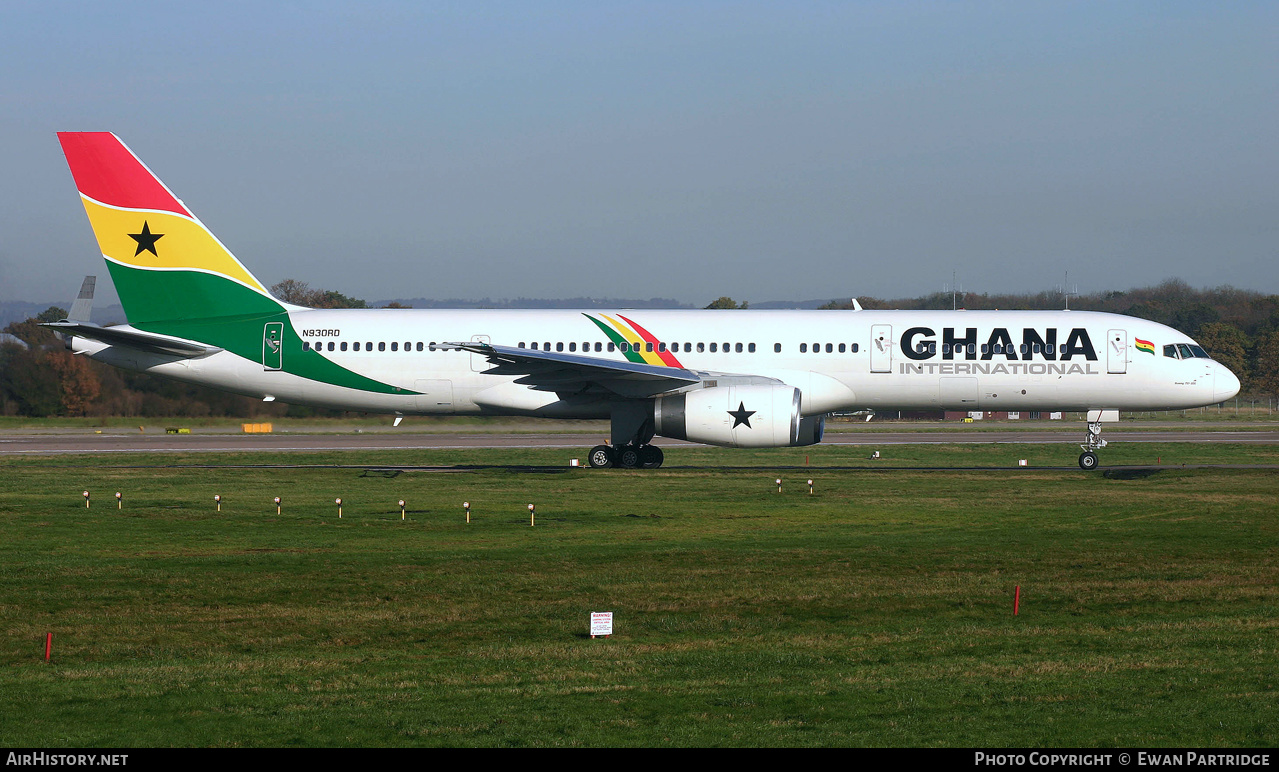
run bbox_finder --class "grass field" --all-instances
[1,442,1276,747]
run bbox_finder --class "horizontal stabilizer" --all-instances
[42,321,221,358]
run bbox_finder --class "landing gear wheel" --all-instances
[640,445,664,469]
[617,444,641,469]
[1078,451,1099,471]
[588,445,614,468]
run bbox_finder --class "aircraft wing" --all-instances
[446,341,701,398]
[42,322,221,358]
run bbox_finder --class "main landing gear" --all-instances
[588,443,665,469]
[1078,420,1107,470]
[587,402,665,469]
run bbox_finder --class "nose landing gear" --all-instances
[1078,420,1107,470]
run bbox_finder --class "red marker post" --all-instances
[1014,585,1021,616]
[45,633,52,662]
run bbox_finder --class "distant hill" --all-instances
[374,297,695,309]
[0,301,125,328]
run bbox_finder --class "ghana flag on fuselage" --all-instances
[1135,338,1155,355]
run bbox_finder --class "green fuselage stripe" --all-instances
[108,263,412,395]
[583,314,646,364]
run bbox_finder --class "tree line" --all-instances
[2,279,1276,417]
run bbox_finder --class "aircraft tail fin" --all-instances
[67,275,95,323]
[57,132,284,325]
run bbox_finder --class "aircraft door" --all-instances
[870,324,892,373]
[1107,329,1127,374]
[469,335,491,372]
[262,322,283,371]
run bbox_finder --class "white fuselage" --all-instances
[74,308,1239,418]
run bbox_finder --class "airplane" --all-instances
[47,132,1241,470]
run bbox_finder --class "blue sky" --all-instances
[2,1,1275,306]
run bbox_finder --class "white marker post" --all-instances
[116,492,122,509]
[808,479,813,495]
[336,497,343,518]
[463,501,470,524]
[528,503,535,527]
[776,478,782,493]
[399,499,406,520]
[214,494,221,512]
[590,612,613,639]
[274,496,281,515]
[83,490,90,509]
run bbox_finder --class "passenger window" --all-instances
[326,342,334,351]
[697,342,704,353]
[353,342,360,351]
[416,342,424,352]
[519,342,526,349]
[646,342,653,353]
[735,343,743,353]
[659,342,666,352]
[378,342,386,352]
[608,342,615,352]
[684,343,691,352]
[544,342,550,351]
[569,342,577,352]
[1045,344,1054,355]
[853,343,860,353]
[748,343,756,353]
[838,343,846,353]
[942,344,951,354]
[303,341,311,351]
[967,344,975,355]
[1033,344,1041,354]
[710,343,718,352]
[557,342,564,352]
[391,342,398,351]
[595,342,602,352]
[812,343,819,352]
[774,343,781,353]
[825,343,833,353]
[723,342,729,352]
[340,342,348,351]
[800,343,807,353]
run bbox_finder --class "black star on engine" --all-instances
[728,401,756,429]
[128,221,164,257]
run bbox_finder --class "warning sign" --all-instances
[590,612,613,638]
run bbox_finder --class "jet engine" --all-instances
[654,384,821,448]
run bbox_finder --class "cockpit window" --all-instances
[1177,344,1195,360]
[1164,345,1179,359]
[1188,345,1210,359]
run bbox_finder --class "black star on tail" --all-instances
[128,221,164,256]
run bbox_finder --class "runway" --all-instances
[3,426,1278,456]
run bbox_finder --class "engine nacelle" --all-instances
[654,384,805,448]
[795,413,825,446]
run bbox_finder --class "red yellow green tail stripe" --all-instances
[58,132,273,322]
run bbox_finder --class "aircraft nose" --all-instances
[1214,363,1241,403]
